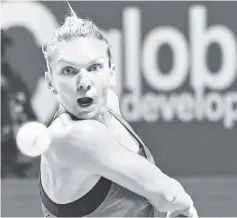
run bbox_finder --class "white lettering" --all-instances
[124,8,141,95]
[190,6,237,91]
[142,27,188,91]
[204,92,224,121]
[224,92,237,128]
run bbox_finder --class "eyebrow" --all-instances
[56,57,105,66]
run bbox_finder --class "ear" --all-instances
[109,64,116,88]
[45,71,57,94]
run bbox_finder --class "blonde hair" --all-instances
[42,2,112,72]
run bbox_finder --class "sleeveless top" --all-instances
[40,109,156,217]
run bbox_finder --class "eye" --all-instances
[62,66,77,75]
[88,64,102,72]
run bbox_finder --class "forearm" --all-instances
[99,150,192,212]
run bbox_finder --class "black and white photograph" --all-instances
[1,1,237,217]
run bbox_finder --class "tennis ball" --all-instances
[16,122,51,157]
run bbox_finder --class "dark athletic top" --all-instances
[40,109,155,217]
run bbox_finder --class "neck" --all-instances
[93,106,112,126]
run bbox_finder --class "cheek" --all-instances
[92,71,110,88]
[92,75,110,93]
[55,78,75,98]
[56,78,71,90]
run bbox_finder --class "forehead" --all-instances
[54,37,108,65]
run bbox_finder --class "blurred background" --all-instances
[1,1,237,217]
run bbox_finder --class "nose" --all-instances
[78,78,92,90]
[76,70,92,91]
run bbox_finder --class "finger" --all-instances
[188,207,198,218]
[167,209,189,218]
[179,207,198,218]
[167,211,182,217]
[173,211,187,217]
[176,214,188,217]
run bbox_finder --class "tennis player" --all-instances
[40,5,198,217]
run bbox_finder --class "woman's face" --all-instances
[46,37,115,119]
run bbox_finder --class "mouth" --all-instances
[77,97,94,108]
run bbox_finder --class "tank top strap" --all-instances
[108,109,155,164]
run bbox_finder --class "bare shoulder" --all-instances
[41,151,101,204]
[47,115,110,168]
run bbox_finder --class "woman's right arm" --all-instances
[47,114,194,213]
